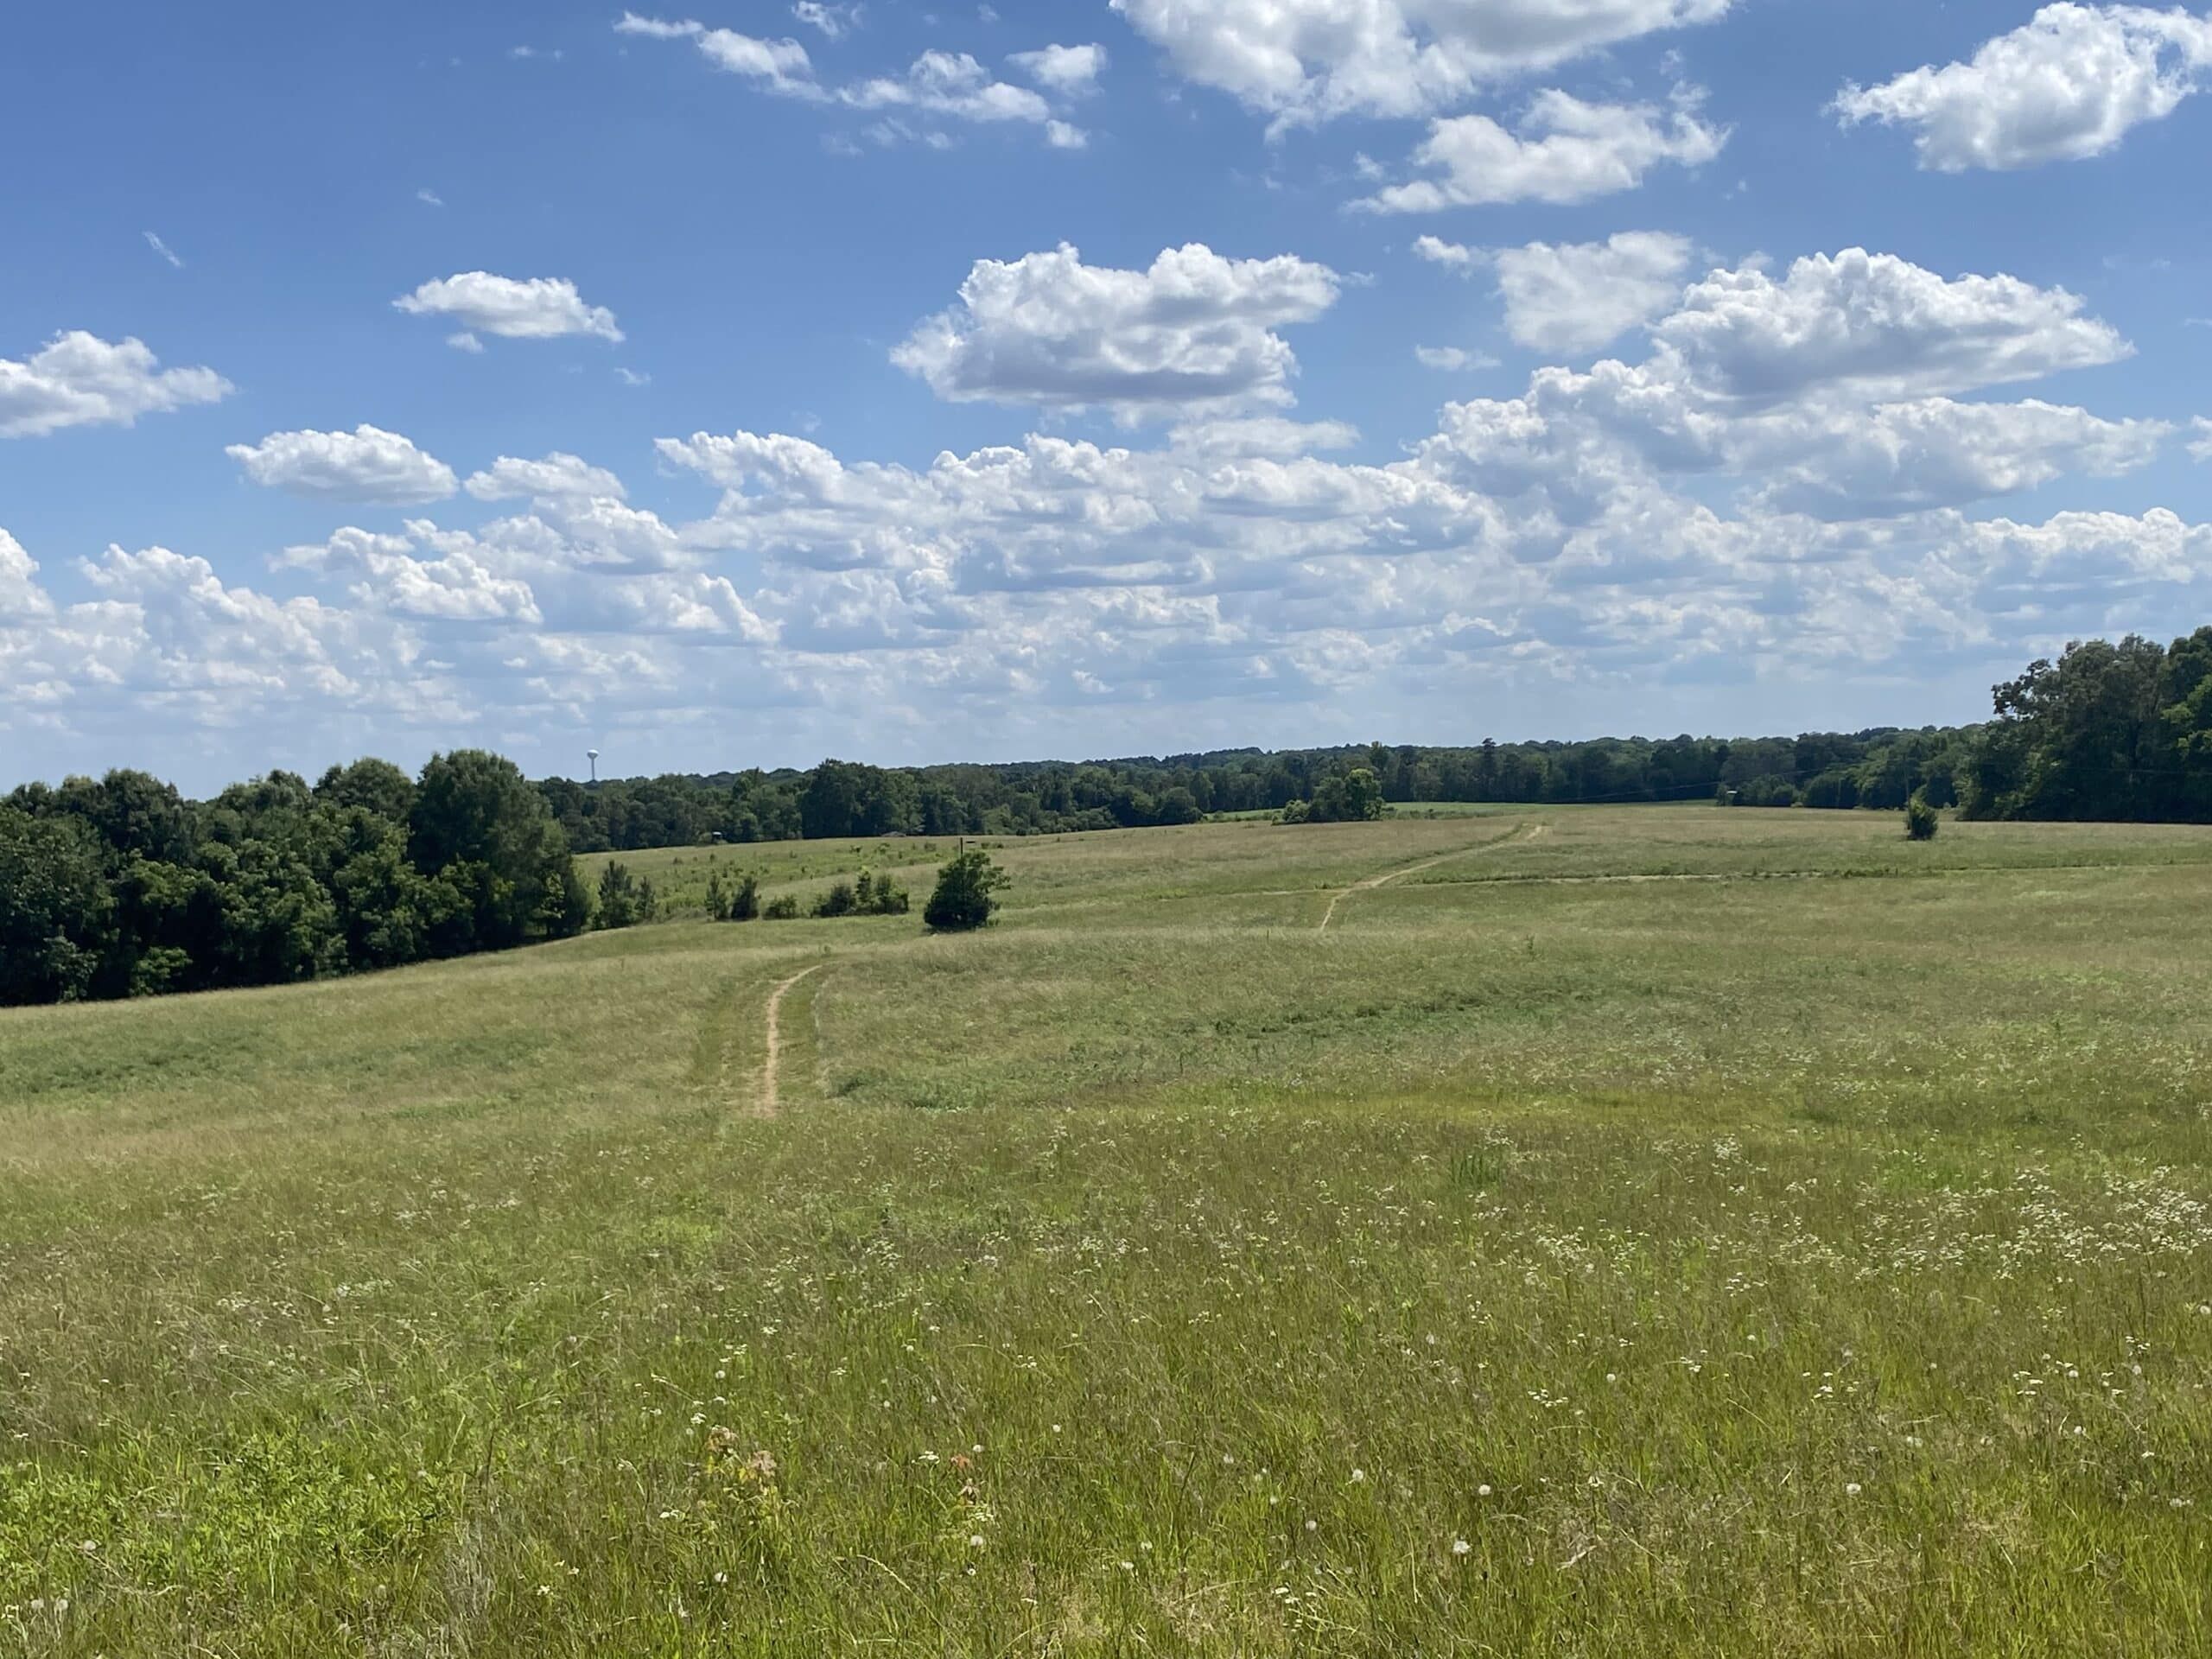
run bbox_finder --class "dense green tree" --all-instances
[594,861,655,931]
[924,848,1007,932]
[315,758,416,824]
[412,750,585,948]
[0,806,111,1005]
[801,760,918,839]
[1306,767,1386,823]
[731,874,762,922]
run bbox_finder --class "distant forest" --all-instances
[540,629,2212,849]
[7,629,2212,1006]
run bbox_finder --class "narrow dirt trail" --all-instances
[758,963,827,1118]
[1319,821,1539,934]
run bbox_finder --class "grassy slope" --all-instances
[3,806,2210,1656]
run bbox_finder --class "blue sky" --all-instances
[6,0,2212,791]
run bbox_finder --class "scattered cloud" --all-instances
[1110,0,1734,123]
[2191,416,2212,461]
[1009,42,1108,94]
[793,2,860,39]
[619,14,1090,143]
[1834,3,2212,171]
[1491,232,1695,355]
[616,366,652,386]
[893,242,1341,421]
[1651,249,2129,405]
[394,273,624,344]
[226,425,460,505]
[842,50,1050,122]
[1413,236,1483,272]
[416,188,445,207]
[1415,346,1501,372]
[1046,120,1089,149]
[0,332,232,439]
[143,232,183,270]
[0,525,54,620]
[464,453,628,503]
[1359,89,1726,213]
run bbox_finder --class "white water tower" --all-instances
[588,748,601,784]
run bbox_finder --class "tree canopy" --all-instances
[2,750,588,1007]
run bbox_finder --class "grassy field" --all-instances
[4,805,2211,1656]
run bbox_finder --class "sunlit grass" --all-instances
[3,806,2209,1655]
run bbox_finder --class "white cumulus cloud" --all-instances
[893,242,1342,420]
[464,453,629,502]
[1834,3,2212,171]
[0,332,232,439]
[1110,0,1734,122]
[1424,232,1694,355]
[0,527,54,620]
[1010,42,1108,93]
[1651,249,2131,405]
[226,425,460,505]
[1361,89,1726,213]
[393,273,624,344]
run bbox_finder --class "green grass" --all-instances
[3,805,2210,1655]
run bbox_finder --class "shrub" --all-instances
[1302,766,1385,824]
[731,874,761,922]
[1905,796,1941,842]
[924,849,1007,932]
[815,880,858,919]
[705,873,731,922]
[762,896,800,921]
[595,861,653,931]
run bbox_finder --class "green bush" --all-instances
[731,874,762,922]
[763,895,800,921]
[594,861,656,931]
[924,849,1007,932]
[1905,797,1941,842]
[1306,766,1386,823]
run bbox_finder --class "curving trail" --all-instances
[1319,821,1539,934]
[758,963,827,1117]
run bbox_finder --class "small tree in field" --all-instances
[595,861,640,930]
[925,848,1007,932]
[730,874,762,922]
[1905,795,1940,842]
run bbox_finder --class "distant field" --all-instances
[4,806,2210,1656]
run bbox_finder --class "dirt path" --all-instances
[1319,822,1537,933]
[758,963,827,1117]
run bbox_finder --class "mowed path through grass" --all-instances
[3,807,2212,1656]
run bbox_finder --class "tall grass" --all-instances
[2,807,2209,1655]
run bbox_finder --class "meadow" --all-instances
[3,805,2210,1656]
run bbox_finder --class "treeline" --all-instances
[2,752,587,1007]
[11,629,2212,1007]
[537,730,1977,849]
[532,627,2212,847]
[1958,628,2212,821]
